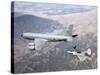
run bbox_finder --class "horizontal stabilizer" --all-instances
[72,34,78,37]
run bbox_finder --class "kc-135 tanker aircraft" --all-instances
[21,24,78,50]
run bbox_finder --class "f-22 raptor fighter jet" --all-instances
[67,46,92,61]
[21,24,78,50]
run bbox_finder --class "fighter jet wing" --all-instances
[77,54,87,61]
[67,48,92,61]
